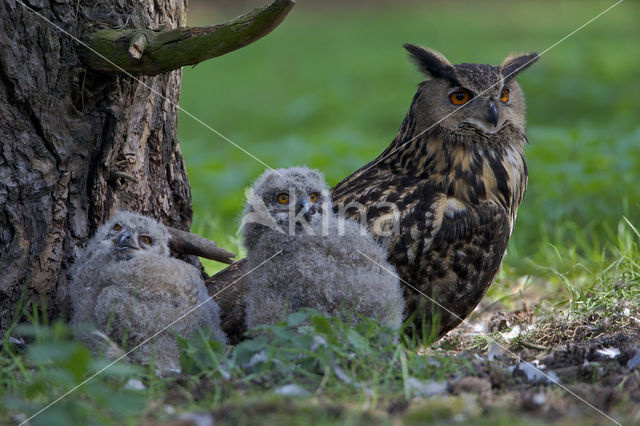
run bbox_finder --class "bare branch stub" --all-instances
[167,226,236,264]
[81,0,296,75]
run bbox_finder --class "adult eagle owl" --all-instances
[331,44,538,340]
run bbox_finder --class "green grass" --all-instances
[2,216,639,423]
[0,308,150,425]
[3,1,640,424]
[3,222,639,424]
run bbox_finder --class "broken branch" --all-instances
[80,0,295,75]
[167,226,236,264]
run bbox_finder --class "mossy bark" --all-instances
[0,0,191,328]
[0,0,291,329]
[81,0,295,75]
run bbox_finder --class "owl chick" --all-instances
[69,211,226,370]
[242,167,404,330]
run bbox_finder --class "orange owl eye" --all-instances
[113,223,123,231]
[449,89,471,106]
[277,193,289,204]
[500,87,510,103]
[139,235,152,245]
[309,193,318,202]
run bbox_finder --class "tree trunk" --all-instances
[0,0,295,330]
[0,0,191,328]
[0,0,294,330]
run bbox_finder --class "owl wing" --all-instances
[333,167,511,337]
[398,200,511,338]
[331,166,446,257]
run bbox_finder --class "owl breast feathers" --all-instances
[69,211,226,370]
[242,167,404,330]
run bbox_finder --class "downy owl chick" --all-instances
[69,211,226,370]
[242,167,404,330]
[332,44,538,340]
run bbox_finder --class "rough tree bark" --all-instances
[0,0,293,329]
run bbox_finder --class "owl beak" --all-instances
[486,101,499,127]
[297,199,313,222]
[117,230,138,251]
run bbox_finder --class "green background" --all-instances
[178,0,640,273]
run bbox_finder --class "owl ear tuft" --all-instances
[403,44,458,83]
[500,53,538,80]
